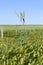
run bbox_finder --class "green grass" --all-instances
[0,25,43,65]
[0,25,43,30]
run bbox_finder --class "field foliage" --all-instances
[0,26,43,65]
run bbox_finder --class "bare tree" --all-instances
[16,11,25,25]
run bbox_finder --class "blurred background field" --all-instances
[0,25,43,30]
[0,25,43,65]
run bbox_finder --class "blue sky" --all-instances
[0,0,43,25]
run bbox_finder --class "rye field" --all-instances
[0,25,43,65]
